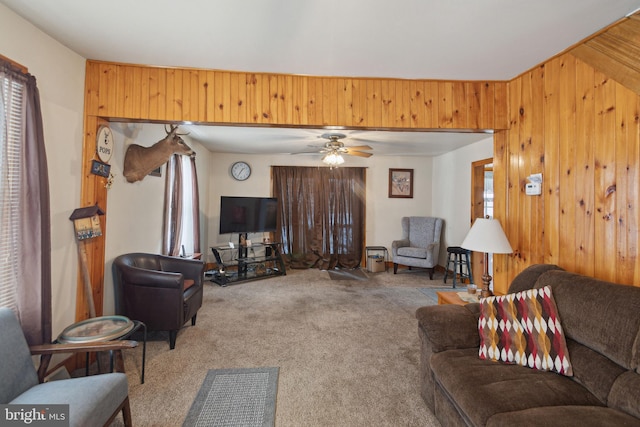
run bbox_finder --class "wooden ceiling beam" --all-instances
[571,43,640,94]
[570,12,640,95]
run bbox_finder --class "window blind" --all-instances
[0,73,24,310]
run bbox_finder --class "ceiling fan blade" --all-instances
[345,149,373,158]
[344,145,373,151]
[290,150,322,155]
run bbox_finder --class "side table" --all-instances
[57,316,146,384]
[365,246,388,272]
[436,291,467,306]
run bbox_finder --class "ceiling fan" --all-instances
[309,133,373,165]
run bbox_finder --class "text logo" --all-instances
[0,405,69,426]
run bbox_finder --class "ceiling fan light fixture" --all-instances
[322,151,345,166]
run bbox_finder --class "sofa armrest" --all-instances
[415,304,480,352]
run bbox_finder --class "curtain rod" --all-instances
[0,54,28,73]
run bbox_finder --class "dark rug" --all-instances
[182,367,279,427]
[327,268,369,281]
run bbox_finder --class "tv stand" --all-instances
[210,241,286,286]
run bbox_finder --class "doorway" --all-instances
[470,158,493,285]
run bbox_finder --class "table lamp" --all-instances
[461,217,513,298]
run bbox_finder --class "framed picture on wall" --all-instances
[389,168,413,198]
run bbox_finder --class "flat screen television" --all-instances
[219,196,278,234]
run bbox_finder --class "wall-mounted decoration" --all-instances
[105,173,115,190]
[69,204,105,318]
[389,168,413,198]
[69,204,104,241]
[90,159,111,178]
[96,125,113,164]
[123,124,194,183]
[230,161,251,181]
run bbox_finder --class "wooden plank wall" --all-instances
[493,52,640,293]
[81,61,508,317]
[84,61,508,129]
[81,50,640,314]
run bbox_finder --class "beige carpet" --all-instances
[110,268,453,426]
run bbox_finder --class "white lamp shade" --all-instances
[461,218,513,254]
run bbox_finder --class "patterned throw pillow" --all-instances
[478,285,573,376]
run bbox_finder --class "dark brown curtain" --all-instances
[272,166,365,269]
[0,59,51,345]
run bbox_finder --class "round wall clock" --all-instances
[96,125,114,164]
[231,161,251,181]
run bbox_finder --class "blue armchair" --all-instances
[0,307,136,427]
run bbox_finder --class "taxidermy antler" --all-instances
[123,124,195,183]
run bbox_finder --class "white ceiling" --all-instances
[4,0,640,156]
[179,125,492,156]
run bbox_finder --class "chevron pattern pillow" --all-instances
[478,285,573,376]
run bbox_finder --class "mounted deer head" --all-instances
[123,124,195,183]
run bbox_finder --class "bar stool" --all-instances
[443,246,473,288]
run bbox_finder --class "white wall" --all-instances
[0,4,86,336]
[431,136,493,265]
[206,138,492,268]
[206,151,434,265]
[103,123,211,314]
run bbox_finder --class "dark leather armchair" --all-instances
[113,253,204,349]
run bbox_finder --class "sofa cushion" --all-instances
[534,270,640,371]
[609,371,640,420]
[11,373,129,427]
[397,247,427,259]
[564,338,626,404]
[431,349,603,427]
[479,285,573,376]
[507,264,564,294]
[486,405,640,427]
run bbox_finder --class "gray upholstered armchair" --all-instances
[392,216,443,279]
[0,307,136,427]
[113,253,204,349]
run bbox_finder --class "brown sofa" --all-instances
[416,264,640,426]
[113,253,204,349]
